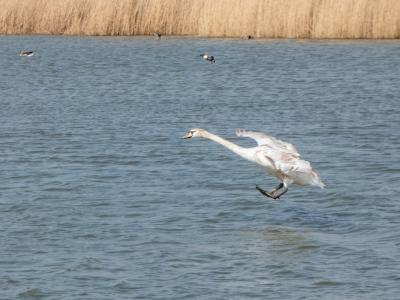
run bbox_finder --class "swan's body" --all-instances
[200,54,215,64]
[20,50,34,56]
[182,128,324,199]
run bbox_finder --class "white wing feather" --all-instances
[236,129,300,156]
[258,147,312,174]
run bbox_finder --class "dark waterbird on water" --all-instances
[20,50,34,56]
[182,128,324,199]
[200,54,215,64]
[153,31,162,41]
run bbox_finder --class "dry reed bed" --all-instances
[1,0,399,38]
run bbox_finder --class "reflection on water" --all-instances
[0,35,400,299]
[242,227,310,263]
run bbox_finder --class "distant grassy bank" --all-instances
[1,0,399,38]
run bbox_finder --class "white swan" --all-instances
[182,128,324,199]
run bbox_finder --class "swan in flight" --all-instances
[182,128,324,199]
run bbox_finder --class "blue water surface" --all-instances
[0,35,400,299]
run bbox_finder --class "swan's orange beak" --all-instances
[182,132,193,139]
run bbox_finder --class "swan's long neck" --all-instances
[203,131,248,159]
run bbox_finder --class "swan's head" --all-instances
[182,128,205,139]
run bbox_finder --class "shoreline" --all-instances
[2,34,399,40]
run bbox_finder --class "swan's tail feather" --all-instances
[310,170,324,189]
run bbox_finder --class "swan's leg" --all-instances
[270,183,283,194]
[256,183,288,200]
[273,186,289,199]
[273,180,290,199]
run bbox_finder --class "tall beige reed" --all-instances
[1,0,399,38]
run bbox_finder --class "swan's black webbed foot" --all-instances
[256,185,280,199]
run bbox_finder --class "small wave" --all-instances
[314,281,344,286]
[18,288,41,297]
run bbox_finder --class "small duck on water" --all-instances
[20,50,34,56]
[200,54,215,64]
[153,31,162,41]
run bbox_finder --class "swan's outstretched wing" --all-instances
[258,146,311,174]
[236,129,300,156]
